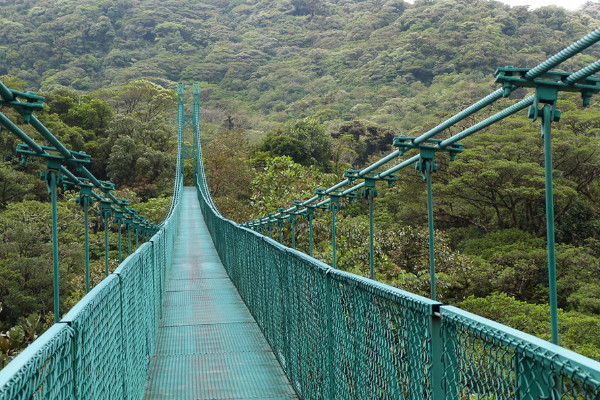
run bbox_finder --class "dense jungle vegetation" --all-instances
[1,0,600,365]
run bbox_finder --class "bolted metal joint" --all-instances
[99,200,113,220]
[415,158,438,181]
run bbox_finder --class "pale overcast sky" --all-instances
[497,0,593,10]
[404,0,597,11]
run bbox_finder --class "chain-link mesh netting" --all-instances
[328,272,436,400]
[0,324,74,400]
[441,306,600,400]
[196,178,441,399]
[62,274,124,399]
[114,243,155,400]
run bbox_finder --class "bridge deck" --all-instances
[144,188,297,399]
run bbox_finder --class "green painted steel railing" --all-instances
[195,127,600,399]
[0,86,184,399]
[191,32,600,399]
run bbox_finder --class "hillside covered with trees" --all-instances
[1,0,600,364]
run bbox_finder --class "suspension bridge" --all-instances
[1,28,600,400]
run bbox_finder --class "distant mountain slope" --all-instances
[2,0,600,130]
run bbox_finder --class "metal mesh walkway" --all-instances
[144,188,297,399]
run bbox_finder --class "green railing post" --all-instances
[345,169,397,281]
[267,214,274,238]
[277,208,286,244]
[431,307,445,400]
[290,214,296,249]
[368,192,374,279]
[541,103,560,345]
[46,167,61,323]
[394,138,463,300]
[308,211,314,257]
[330,196,339,269]
[128,227,132,254]
[83,198,90,293]
[325,270,335,400]
[76,184,94,294]
[297,202,316,257]
[519,83,562,345]
[118,222,122,263]
[100,200,112,277]
[425,164,436,301]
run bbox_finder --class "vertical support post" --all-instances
[104,215,109,277]
[368,192,374,279]
[309,214,314,257]
[430,307,445,400]
[128,228,132,254]
[84,200,90,293]
[118,222,122,263]
[542,104,559,345]
[76,185,93,294]
[331,205,337,269]
[325,270,335,400]
[49,171,60,323]
[193,82,201,178]
[136,230,139,248]
[394,138,461,300]
[425,166,437,301]
[279,222,284,243]
[100,200,112,277]
[291,216,296,249]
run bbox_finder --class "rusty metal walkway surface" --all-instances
[144,188,297,399]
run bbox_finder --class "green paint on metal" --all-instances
[291,214,296,249]
[100,200,112,277]
[117,223,122,263]
[308,210,314,256]
[49,170,60,323]
[331,198,337,268]
[368,192,374,279]
[425,167,436,301]
[393,137,463,300]
[542,104,560,345]
[346,169,397,280]
[494,63,598,346]
[84,200,90,293]
[76,184,94,294]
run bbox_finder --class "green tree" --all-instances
[461,292,600,361]
[250,156,336,217]
[257,118,333,168]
